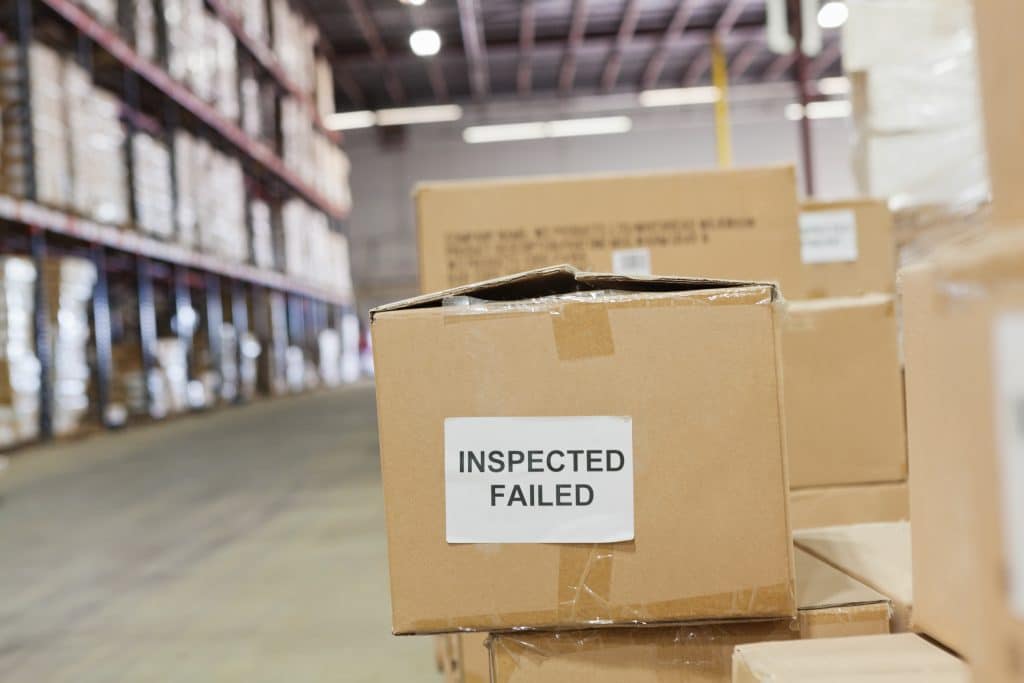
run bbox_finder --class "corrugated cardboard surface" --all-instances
[901,229,1024,681]
[789,482,909,530]
[800,199,896,299]
[372,267,795,633]
[781,295,907,488]
[415,166,805,296]
[794,523,912,634]
[973,2,1024,225]
[732,633,971,682]
[485,548,889,682]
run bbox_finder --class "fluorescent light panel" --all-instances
[324,110,376,131]
[639,86,721,108]
[326,104,463,131]
[463,116,633,144]
[785,99,852,121]
[376,104,462,126]
[817,76,851,96]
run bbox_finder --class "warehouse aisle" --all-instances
[0,385,434,683]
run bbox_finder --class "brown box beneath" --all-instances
[788,482,909,531]
[732,633,970,682]
[372,267,795,634]
[486,548,890,683]
[781,295,906,488]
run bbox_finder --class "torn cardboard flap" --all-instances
[371,264,776,320]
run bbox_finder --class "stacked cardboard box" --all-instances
[732,633,970,682]
[133,0,159,63]
[373,266,796,635]
[270,0,317,96]
[250,199,276,270]
[281,198,353,296]
[0,257,40,445]
[163,0,239,120]
[902,228,1024,682]
[64,63,129,226]
[131,132,175,239]
[449,548,890,682]
[75,0,118,26]
[44,258,97,436]
[0,40,72,208]
[415,169,908,530]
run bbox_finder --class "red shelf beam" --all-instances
[0,194,350,305]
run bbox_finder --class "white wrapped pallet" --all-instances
[132,132,175,238]
[0,257,40,444]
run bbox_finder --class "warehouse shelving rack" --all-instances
[1,0,356,443]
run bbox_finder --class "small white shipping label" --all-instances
[611,248,652,276]
[993,314,1024,618]
[444,416,634,544]
[799,209,859,264]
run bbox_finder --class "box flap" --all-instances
[796,549,890,612]
[371,264,774,320]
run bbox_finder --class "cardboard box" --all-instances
[415,166,804,296]
[487,548,890,682]
[449,633,489,683]
[789,482,909,530]
[372,266,795,633]
[901,229,1024,680]
[732,633,971,682]
[781,295,907,489]
[798,199,895,299]
[794,523,912,634]
[973,2,1024,224]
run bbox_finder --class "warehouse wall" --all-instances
[343,93,857,311]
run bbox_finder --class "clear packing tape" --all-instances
[487,622,800,683]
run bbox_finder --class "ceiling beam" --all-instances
[426,60,449,101]
[517,0,535,94]
[340,26,764,72]
[642,0,697,90]
[600,0,641,92]
[558,0,589,94]
[806,39,842,81]
[729,41,762,81]
[456,0,490,98]
[716,0,749,38]
[345,0,404,104]
[335,67,366,108]
[764,50,796,81]
[683,48,713,86]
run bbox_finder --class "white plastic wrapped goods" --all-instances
[132,132,175,238]
[0,257,40,442]
[250,199,275,269]
[156,338,188,414]
[135,0,159,63]
[46,257,97,436]
[0,42,72,208]
[173,130,198,247]
[65,63,129,225]
[76,0,118,26]
[845,0,988,211]
[318,328,341,387]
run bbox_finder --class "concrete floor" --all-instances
[0,384,436,682]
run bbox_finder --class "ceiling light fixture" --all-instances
[817,76,851,96]
[817,1,848,29]
[638,86,721,108]
[324,110,376,131]
[399,0,426,5]
[463,116,633,144]
[376,104,463,126]
[785,99,852,121]
[409,28,442,57]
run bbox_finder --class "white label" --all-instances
[993,314,1024,618]
[799,209,859,264]
[611,248,652,276]
[444,416,634,544]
